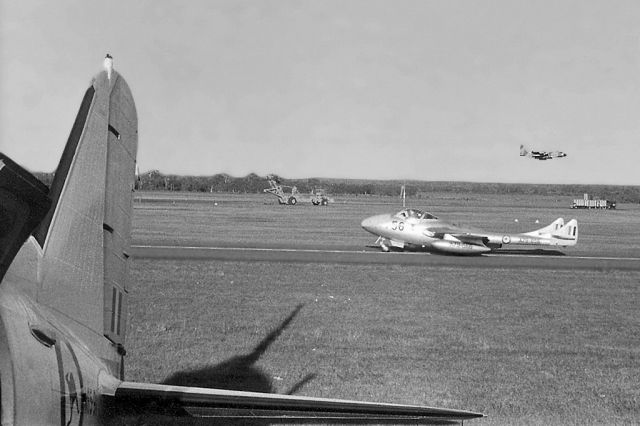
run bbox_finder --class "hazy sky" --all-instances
[2,0,639,184]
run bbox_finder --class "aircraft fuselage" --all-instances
[0,279,120,425]
[361,214,490,254]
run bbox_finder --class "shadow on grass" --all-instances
[162,303,310,392]
[106,304,315,425]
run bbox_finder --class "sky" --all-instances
[1,0,639,185]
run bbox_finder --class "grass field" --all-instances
[132,192,640,258]
[126,192,640,425]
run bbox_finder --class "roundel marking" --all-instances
[55,340,85,426]
[502,235,511,244]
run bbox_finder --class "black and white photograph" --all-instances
[1,1,639,424]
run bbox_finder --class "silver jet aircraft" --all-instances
[362,208,578,255]
[520,144,567,160]
[0,60,484,424]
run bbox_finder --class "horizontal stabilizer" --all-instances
[110,381,484,424]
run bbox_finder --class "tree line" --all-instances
[33,171,640,203]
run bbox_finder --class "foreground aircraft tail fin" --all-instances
[32,67,138,351]
[523,218,565,237]
[108,381,484,424]
[552,219,578,245]
[519,144,528,156]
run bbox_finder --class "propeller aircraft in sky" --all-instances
[519,144,567,160]
[362,208,578,255]
[0,60,484,424]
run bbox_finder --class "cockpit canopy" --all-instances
[394,208,437,220]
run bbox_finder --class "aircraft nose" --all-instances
[361,216,375,230]
[361,214,389,234]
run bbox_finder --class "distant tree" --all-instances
[69,168,640,203]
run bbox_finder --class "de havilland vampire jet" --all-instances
[520,144,567,160]
[0,60,484,424]
[362,208,578,255]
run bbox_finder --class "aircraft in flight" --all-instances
[362,208,578,255]
[520,144,567,160]
[0,61,484,424]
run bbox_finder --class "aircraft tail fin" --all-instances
[523,218,565,237]
[552,219,578,245]
[33,67,138,354]
[519,144,528,156]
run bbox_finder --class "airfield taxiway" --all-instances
[130,244,640,271]
[128,194,640,424]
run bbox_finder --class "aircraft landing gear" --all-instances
[374,236,390,252]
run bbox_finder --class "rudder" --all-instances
[35,68,137,355]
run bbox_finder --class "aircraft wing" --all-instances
[424,226,465,237]
[110,381,484,424]
[449,234,490,247]
[423,226,491,249]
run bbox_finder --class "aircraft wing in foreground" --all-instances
[362,208,578,255]
[0,59,483,424]
[106,381,482,423]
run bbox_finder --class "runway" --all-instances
[130,244,640,271]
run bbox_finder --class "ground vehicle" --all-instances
[311,188,330,206]
[571,194,616,209]
[264,175,331,206]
